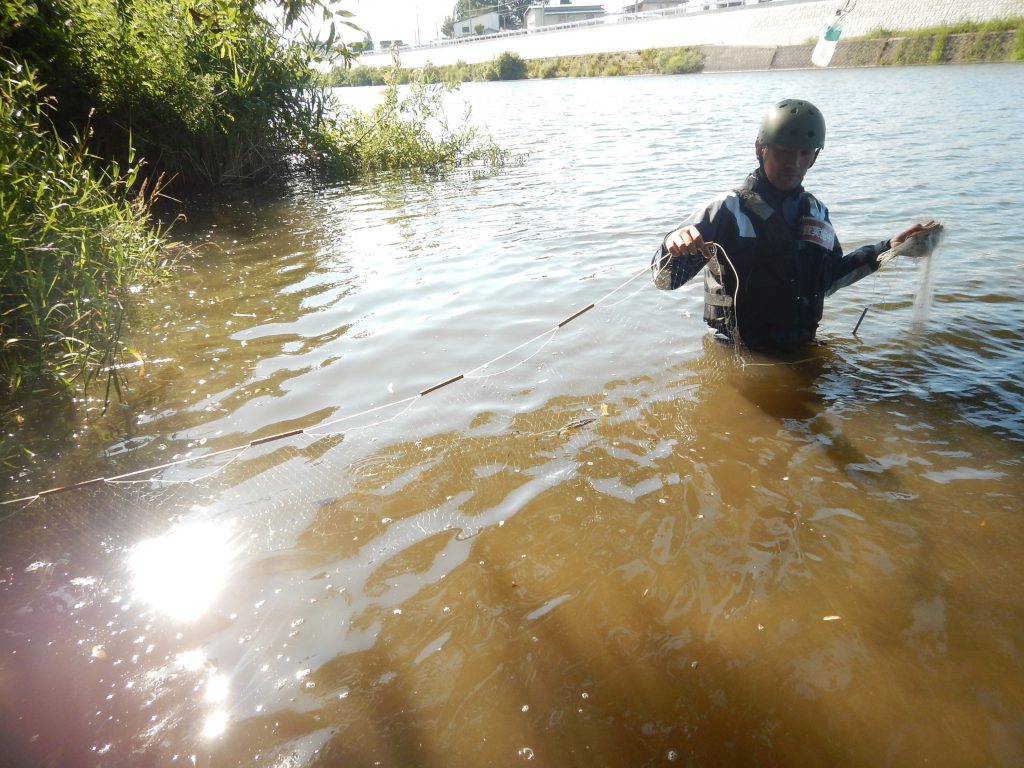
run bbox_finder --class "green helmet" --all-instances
[758,99,826,150]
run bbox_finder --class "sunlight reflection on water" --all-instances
[129,513,238,621]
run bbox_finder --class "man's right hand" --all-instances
[664,225,711,258]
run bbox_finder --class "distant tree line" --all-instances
[330,48,702,87]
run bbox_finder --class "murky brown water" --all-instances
[2,67,1023,766]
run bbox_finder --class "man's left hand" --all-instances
[891,220,940,248]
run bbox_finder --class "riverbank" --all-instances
[702,25,1023,72]
[333,21,1023,86]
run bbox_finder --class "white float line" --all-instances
[2,263,655,507]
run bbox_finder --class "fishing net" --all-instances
[0,244,746,762]
[0,258,689,559]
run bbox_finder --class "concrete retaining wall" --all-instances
[703,29,1018,71]
[356,0,1022,68]
[702,45,777,72]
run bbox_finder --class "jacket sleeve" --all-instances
[825,238,890,295]
[651,241,707,290]
[651,196,731,291]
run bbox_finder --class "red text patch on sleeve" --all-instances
[799,217,835,249]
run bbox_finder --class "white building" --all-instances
[455,11,502,38]
[622,0,686,12]
[525,2,606,30]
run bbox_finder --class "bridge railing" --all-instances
[356,0,814,62]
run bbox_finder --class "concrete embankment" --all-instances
[357,0,1022,69]
[700,30,1019,71]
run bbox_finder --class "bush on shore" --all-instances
[316,59,510,177]
[329,47,703,86]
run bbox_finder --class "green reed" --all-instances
[1,60,169,397]
[318,54,512,178]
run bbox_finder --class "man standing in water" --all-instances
[653,98,930,350]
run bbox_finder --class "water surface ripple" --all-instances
[1,65,1023,768]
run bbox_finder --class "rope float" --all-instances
[1,221,948,510]
[2,262,655,508]
[7,224,931,509]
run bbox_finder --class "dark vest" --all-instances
[704,190,835,349]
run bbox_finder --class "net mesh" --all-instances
[0,262,689,566]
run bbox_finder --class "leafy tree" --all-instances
[441,15,454,38]
[452,0,487,21]
[448,1,531,30]
[452,1,505,23]
[0,0,359,191]
[501,0,532,28]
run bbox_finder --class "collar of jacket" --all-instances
[745,167,803,209]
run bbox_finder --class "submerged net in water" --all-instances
[0,253,739,762]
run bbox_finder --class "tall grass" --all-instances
[858,17,1023,62]
[1,59,169,397]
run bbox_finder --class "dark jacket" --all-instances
[653,168,889,349]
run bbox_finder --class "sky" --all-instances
[343,0,464,45]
